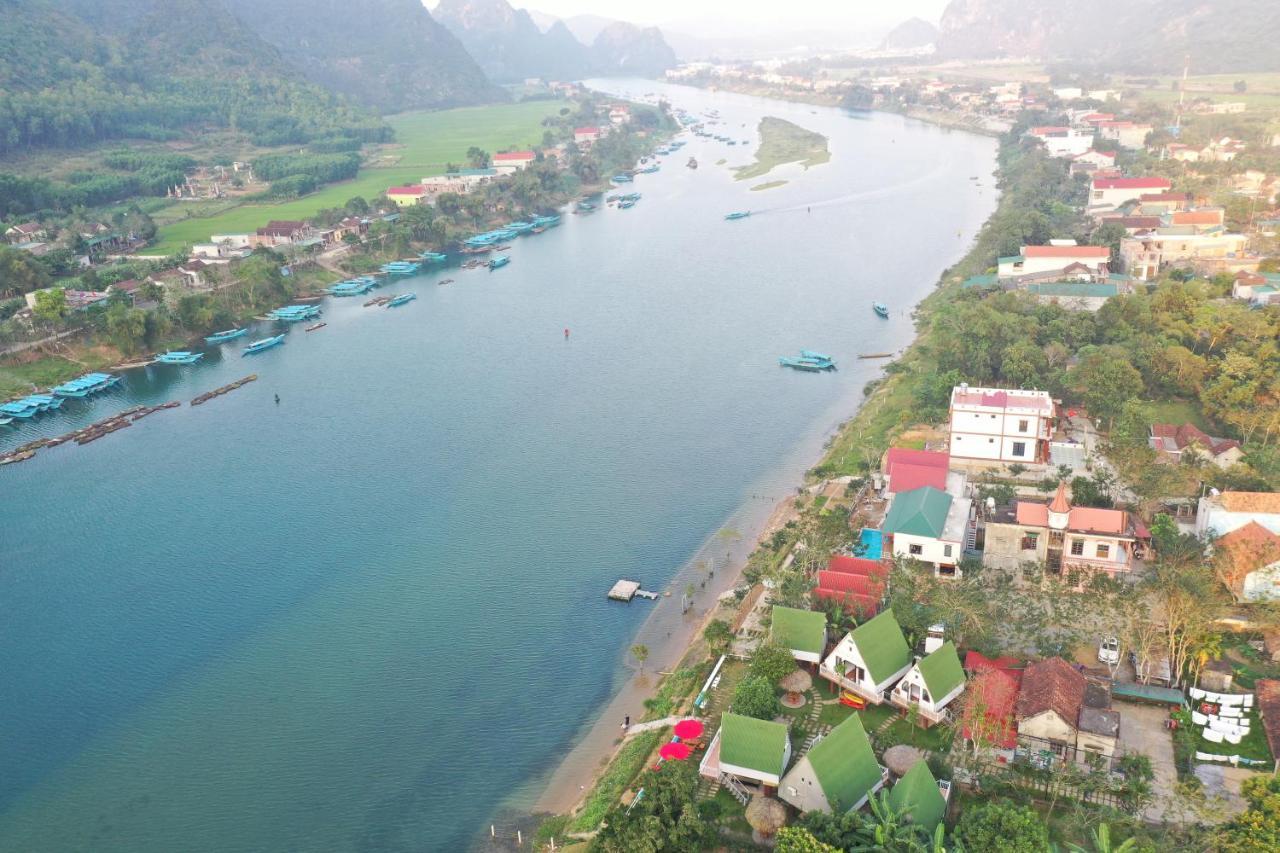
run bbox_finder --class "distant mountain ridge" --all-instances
[937,0,1280,72]
[880,17,939,51]
[445,1,677,81]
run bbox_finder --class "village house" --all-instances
[23,287,109,311]
[1213,522,1280,603]
[608,105,632,125]
[889,640,966,725]
[253,220,313,247]
[1170,208,1226,229]
[191,238,251,261]
[882,485,974,577]
[1015,657,1121,766]
[982,482,1143,586]
[771,605,827,664]
[1026,126,1093,158]
[779,714,887,814]
[1069,149,1116,175]
[422,168,498,196]
[813,555,888,617]
[177,260,210,289]
[997,244,1110,279]
[1096,120,1152,149]
[882,447,949,495]
[490,151,536,175]
[820,609,912,703]
[1197,491,1280,538]
[1137,191,1192,213]
[573,126,603,147]
[1090,176,1173,210]
[948,385,1055,465]
[1149,423,1243,468]
[1022,280,1126,311]
[887,761,949,836]
[1232,271,1280,305]
[5,222,47,244]
[699,713,791,792]
[385,185,428,207]
[1120,230,1252,281]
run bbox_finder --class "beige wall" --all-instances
[984,522,1046,570]
[780,756,831,813]
[1076,731,1118,761]
[1018,710,1076,746]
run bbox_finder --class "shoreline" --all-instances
[516,80,1003,836]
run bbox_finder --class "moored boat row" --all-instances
[267,305,322,323]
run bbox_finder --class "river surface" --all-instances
[0,79,996,852]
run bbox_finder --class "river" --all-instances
[0,79,996,852]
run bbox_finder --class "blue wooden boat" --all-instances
[505,221,534,234]
[387,293,417,307]
[419,251,448,262]
[800,350,832,363]
[611,174,633,183]
[779,357,823,372]
[156,351,205,365]
[205,328,248,344]
[489,256,510,270]
[725,211,751,221]
[618,199,636,209]
[0,401,38,418]
[268,305,321,322]
[530,215,561,228]
[243,334,286,355]
[0,416,12,426]
[576,201,596,212]
[873,302,889,318]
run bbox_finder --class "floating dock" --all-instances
[607,580,659,601]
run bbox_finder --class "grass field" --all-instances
[735,116,830,181]
[150,100,565,255]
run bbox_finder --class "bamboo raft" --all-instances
[190,374,257,406]
[857,352,894,359]
[0,401,180,466]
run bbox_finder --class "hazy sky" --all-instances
[435,0,952,31]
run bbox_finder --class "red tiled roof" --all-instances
[825,555,890,579]
[962,668,1021,749]
[1216,522,1280,598]
[492,151,535,161]
[814,587,880,617]
[885,448,949,494]
[1016,657,1085,726]
[816,570,884,598]
[965,651,1023,674]
[1256,680,1280,762]
[1023,245,1109,258]
[1030,126,1070,135]
[1014,500,1129,535]
[1139,192,1189,202]
[574,126,600,134]
[1082,113,1114,123]
[1093,177,1172,190]
[1172,209,1224,226]
[1219,492,1280,514]
[387,185,425,195]
[1151,423,1240,456]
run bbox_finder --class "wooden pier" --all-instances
[607,580,659,602]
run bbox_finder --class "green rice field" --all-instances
[150,100,565,255]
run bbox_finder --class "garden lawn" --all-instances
[879,718,956,752]
[817,700,897,730]
[151,100,565,254]
[569,728,666,833]
[1192,708,1272,765]
[1145,399,1212,432]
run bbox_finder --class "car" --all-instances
[839,691,867,709]
[1098,636,1120,665]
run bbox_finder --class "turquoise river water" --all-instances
[0,79,996,851]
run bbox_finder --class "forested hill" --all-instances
[0,0,498,157]
[219,0,500,112]
[938,0,1280,72]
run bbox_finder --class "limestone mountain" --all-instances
[589,22,679,78]
[219,0,499,110]
[938,0,1280,72]
[434,0,592,81]
[879,17,940,51]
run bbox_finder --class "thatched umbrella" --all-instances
[745,796,787,842]
[883,745,927,778]
[780,668,812,708]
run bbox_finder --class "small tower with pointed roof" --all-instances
[1047,481,1071,531]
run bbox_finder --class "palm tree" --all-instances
[1191,633,1224,685]
[1065,822,1137,853]
[853,791,929,852]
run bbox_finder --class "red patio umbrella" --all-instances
[659,742,692,761]
[673,719,704,740]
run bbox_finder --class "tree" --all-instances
[775,826,841,853]
[0,244,52,297]
[1217,775,1280,852]
[1069,346,1142,430]
[954,800,1050,853]
[750,642,798,684]
[798,809,868,850]
[731,675,781,720]
[466,146,490,168]
[1234,80,1248,93]
[105,302,147,353]
[703,620,733,657]
[630,644,649,675]
[32,287,67,323]
[1065,822,1137,853]
[593,760,713,853]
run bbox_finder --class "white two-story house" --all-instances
[948,385,1055,465]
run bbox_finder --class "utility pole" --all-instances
[1174,54,1190,136]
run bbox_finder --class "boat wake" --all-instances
[768,157,954,215]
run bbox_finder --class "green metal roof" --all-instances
[719,713,789,777]
[882,486,952,538]
[917,641,965,699]
[961,273,998,289]
[887,760,947,833]
[806,713,883,812]
[771,605,827,657]
[1025,281,1119,298]
[997,255,1024,265]
[848,610,911,684]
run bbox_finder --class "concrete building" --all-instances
[882,486,974,577]
[1015,658,1120,766]
[997,244,1110,279]
[490,151,536,175]
[1214,522,1280,603]
[948,385,1055,464]
[1090,176,1173,210]
[1197,491,1280,538]
[1121,231,1251,281]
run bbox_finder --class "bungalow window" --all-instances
[1011,441,1027,457]
[943,544,953,558]
[1021,533,1039,550]
[1070,540,1085,556]
[1096,544,1111,559]
[1018,419,1029,433]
